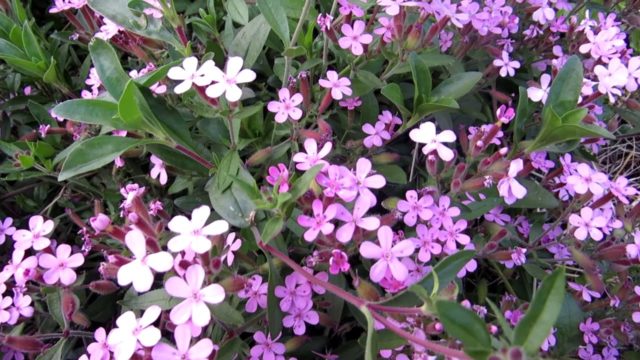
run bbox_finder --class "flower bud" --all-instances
[219,275,247,293]
[72,311,91,328]
[460,176,486,192]
[426,154,438,177]
[285,336,307,352]
[90,213,111,233]
[89,280,119,295]
[450,178,462,193]
[62,290,80,323]
[372,152,401,164]
[3,336,45,353]
[246,147,273,167]
[317,90,334,115]
[98,262,120,279]
[354,277,380,301]
[405,24,422,50]
[626,98,640,111]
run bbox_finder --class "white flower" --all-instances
[409,122,457,161]
[527,73,551,103]
[205,57,256,102]
[167,57,217,94]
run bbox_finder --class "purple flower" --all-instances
[267,88,304,123]
[339,20,373,56]
[497,159,527,205]
[274,273,311,312]
[610,176,637,204]
[12,215,55,251]
[359,226,415,282]
[362,121,391,148]
[266,163,290,193]
[430,195,460,229]
[150,155,168,185]
[593,57,628,103]
[501,247,527,269]
[566,163,609,196]
[377,0,405,16]
[319,71,352,100]
[238,275,268,313]
[282,301,319,335]
[569,282,601,302]
[338,0,365,17]
[496,105,515,124]
[292,138,332,171]
[579,317,600,344]
[438,218,471,254]
[250,331,286,360]
[0,217,16,245]
[329,250,350,275]
[374,17,394,43]
[493,51,520,77]
[38,244,85,286]
[411,224,442,263]
[527,73,551,103]
[569,207,608,241]
[484,206,511,226]
[297,199,338,242]
[626,230,640,259]
[339,97,362,110]
[335,196,380,243]
[353,157,386,206]
[396,190,434,227]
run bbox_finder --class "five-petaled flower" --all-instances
[497,159,527,205]
[493,51,521,77]
[339,20,373,56]
[297,199,339,242]
[319,71,352,100]
[292,139,332,171]
[359,226,415,282]
[409,122,457,162]
[205,56,256,102]
[268,88,304,123]
[107,305,162,360]
[167,57,216,94]
[167,205,230,254]
[149,154,168,185]
[38,244,85,286]
[12,215,55,251]
[151,324,216,360]
[117,229,173,292]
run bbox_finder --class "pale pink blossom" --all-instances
[568,282,601,302]
[12,215,54,251]
[396,190,433,227]
[117,229,173,292]
[107,305,162,360]
[319,71,352,100]
[339,20,373,56]
[493,51,520,77]
[238,275,268,313]
[626,230,640,259]
[594,57,628,103]
[221,232,241,266]
[359,226,415,282]
[250,331,286,359]
[87,327,111,360]
[282,301,319,335]
[568,207,607,241]
[527,73,551,103]
[0,217,16,245]
[266,163,290,193]
[205,57,256,102]
[409,122,456,161]
[167,57,217,94]
[38,244,84,286]
[566,163,609,196]
[353,157,387,206]
[0,250,37,286]
[167,205,230,254]
[95,17,122,40]
[165,264,225,327]
[151,324,216,360]
[297,199,338,242]
[274,273,311,312]
[497,159,527,205]
[501,247,527,268]
[150,155,168,185]
[335,196,380,243]
[143,0,164,19]
[268,88,304,123]
[362,121,391,148]
[292,139,332,171]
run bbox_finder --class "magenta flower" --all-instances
[579,317,600,345]
[338,0,364,16]
[107,305,162,360]
[496,105,515,124]
[238,275,268,313]
[266,163,291,193]
[292,138,332,171]
[0,250,37,286]
[359,226,415,282]
[117,229,173,292]
[409,122,456,161]
[12,215,55,251]
[222,232,242,266]
[151,324,216,360]
[38,244,84,286]
[268,88,304,123]
[150,155,168,185]
[430,195,461,229]
[8,293,34,324]
[274,273,312,312]
[339,20,373,56]
[527,73,551,103]
[502,247,527,269]
[568,207,608,241]
[610,176,638,204]
[374,16,394,43]
[493,51,520,77]
[339,97,362,110]
[335,196,380,243]
[439,218,471,254]
[86,327,111,360]
[282,301,319,335]
[362,121,391,148]
[205,56,257,102]
[329,250,351,275]
[498,159,527,205]
[165,264,225,327]
[167,57,216,94]
[316,164,356,200]
[396,190,434,227]
[167,205,230,254]
[0,217,16,245]
[250,331,286,359]
[319,71,352,100]
[297,199,338,242]
[568,282,601,302]
[411,224,442,263]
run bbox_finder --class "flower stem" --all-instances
[175,144,214,170]
[283,0,314,82]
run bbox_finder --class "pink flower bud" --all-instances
[3,336,45,353]
[89,280,119,294]
[90,213,111,233]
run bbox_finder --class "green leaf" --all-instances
[513,267,566,354]
[119,288,181,310]
[207,166,257,228]
[261,216,284,244]
[267,256,283,336]
[53,99,124,129]
[0,38,27,59]
[375,164,407,184]
[510,179,559,209]
[288,164,323,201]
[381,83,409,119]
[216,338,247,360]
[118,80,148,130]
[36,338,66,360]
[459,194,501,220]
[258,0,290,46]
[45,289,66,329]
[486,298,513,341]
[216,150,242,192]
[21,21,45,62]
[227,0,249,25]
[283,46,306,57]
[89,38,130,99]
[58,136,161,181]
[409,52,432,108]
[545,55,583,116]
[353,70,385,96]
[384,251,475,306]
[436,300,492,359]
[210,302,245,326]
[230,14,271,67]
[512,86,532,146]
[360,306,378,360]
[431,72,482,100]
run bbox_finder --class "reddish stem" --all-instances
[174,144,214,170]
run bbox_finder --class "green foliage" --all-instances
[436,300,492,359]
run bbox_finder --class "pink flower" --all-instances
[497,159,527,205]
[165,264,225,327]
[150,155,168,185]
[292,139,332,171]
[167,205,230,254]
[222,232,241,266]
[8,293,34,324]
[527,73,551,103]
[626,56,640,91]
[317,14,333,31]
[396,190,434,227]
[339,97,362,110]
[0,296,11,324]
[411,224,442,263]
[353,157,386,206]
[329,250,351,274]
[89,213,111,234]
[117,229,173,292]
[143,0,164,19]
[566,163,609,196]
[297,199,338,242]
[438,218,470,254]
[374,17,394,43]
[493,51,520,77]
[95,17,122,40]
[568,282,601,302]
[12,215,55,251]
[568,207,607,241]
[87,327,111,360]
[339,20,373,56]
[319,71,352,100]
[282,301,319,335]
[338,0,365,16]
[268,88,304,123]
[409,122,456,162]
[430,195,460,229]
[38,124,50,138]
[0,250,37,286]
[107,305,162,360]
[626,230,640,259]
[167,57,216,94]
[238,275,268,313]
[205,56,256,102]
[579,317,600,344]
[496,105,515,124]
[594,57,628,103]
[362,121,391,148]
[377,0,405,16]
[151,324,216,360]
[266,163,291,193]
[501,247,527,268]
[0,217,16,245]
[38,244,85,286]
[359,226,415,282]
[335,196,380,243]
[250,331,286,359]
[610,176,638,204]
[274,273,311,312]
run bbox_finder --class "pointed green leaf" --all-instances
[258,0,290,46]
[53,99,124,129]
[409,52,432,108]
[544,55,583,116]
[431,72,482,100]
[89,38,129,99]
[436,300,492,359]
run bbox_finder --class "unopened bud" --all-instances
[488,89,512,104]
[450,178,462,193]
[90,213,111,233]
[460,176,486,192]
[372,152,401,164]
[355,277,380,301]
[246,147,273,167]
[89,280,119,295]
[219,275,247,293]
[98,262,120,279]
[298,71,311,111]
[62,290,79,323]
[426,155,438,176]
[72,311,91,328]
[285,336,307,352]
[626,98,640,111]
[3,336,45,353]
[405,24,422,50]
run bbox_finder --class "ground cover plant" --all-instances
[1,0,640,358]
